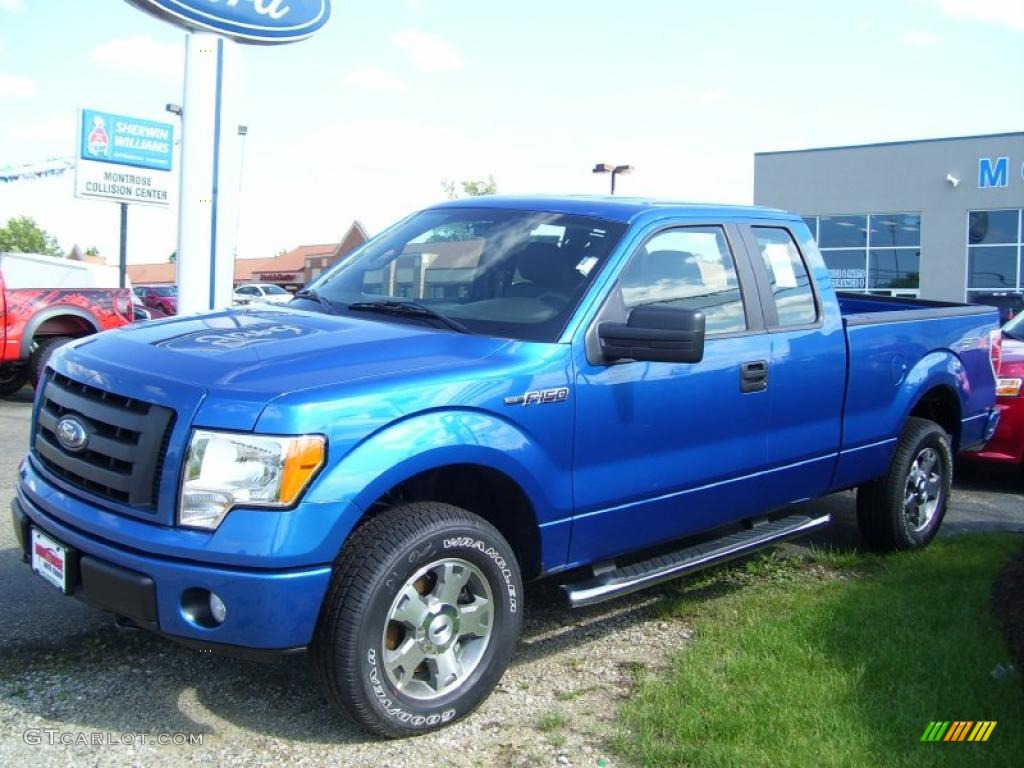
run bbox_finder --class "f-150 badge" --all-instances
[504,387,570,406]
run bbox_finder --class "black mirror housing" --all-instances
[598,306,705,364]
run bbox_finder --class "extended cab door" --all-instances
[737,223,846,504]
[569,222,773,564]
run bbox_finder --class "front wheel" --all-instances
[856,417,952,551]
[311,502,523,737]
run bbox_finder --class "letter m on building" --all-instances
[979,157,1009,188]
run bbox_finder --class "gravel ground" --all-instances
[1,391,1022,767]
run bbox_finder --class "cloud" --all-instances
[935,0,1024,30]
[339,66,407,92]
[0,71,36,97]
[0,0,25,12]
[903,28,941,46]
[91,35,184,82]
[391,28,464,72]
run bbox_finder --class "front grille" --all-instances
[34,372,176,510]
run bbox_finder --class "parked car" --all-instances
[0,251,133,396]
[959,313,1024,470]
[12,197,1000,737]
[134,285,178,315]
[969,291,1023,325]
[233,283,293,306]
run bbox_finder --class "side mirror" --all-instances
[598,305,705,363]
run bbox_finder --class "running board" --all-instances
[562,513,831,608]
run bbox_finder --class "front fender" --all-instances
[306,409,571,526]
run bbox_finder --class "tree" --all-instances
[0,216,63,257]
[168,251,177,263]
[85,246,99,258]
[441,175,498,199]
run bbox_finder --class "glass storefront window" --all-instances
[818,215,867,248]
[968,245,1019,290]
[969,210,1020,245]
[869,248,920,290]
[821,250,867,290]
[869,213,921,248]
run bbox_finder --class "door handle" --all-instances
[740,360,769,393]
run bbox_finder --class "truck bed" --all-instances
[832,292,999,492]
[837,292,994,325]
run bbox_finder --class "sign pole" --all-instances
[176,32,240,315]
[118,202,128,289]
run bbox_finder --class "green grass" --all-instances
[537,710,570,732]
[615,534,1024,768]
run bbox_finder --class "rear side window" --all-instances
[753,227,818,327]
[619,226,747,335]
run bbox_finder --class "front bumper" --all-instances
[12,491,332,654]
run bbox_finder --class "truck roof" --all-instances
[430,195,795,223]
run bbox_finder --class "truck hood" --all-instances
[62,306,510,429]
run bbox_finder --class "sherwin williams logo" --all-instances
[920,721,997,742]
[124,1,331,44]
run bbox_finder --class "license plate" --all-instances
[31,528,69,593]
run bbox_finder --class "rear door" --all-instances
[738,223,846,504]
[570,221,774,564]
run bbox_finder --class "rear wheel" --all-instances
[857,417,952,551]
[0,365,28,397]
[29,336,75,388]
[311,502,523,737]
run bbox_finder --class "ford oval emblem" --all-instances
[55,415,89,453]
[124,1,331,44]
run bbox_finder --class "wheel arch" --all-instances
[19,307,99,358]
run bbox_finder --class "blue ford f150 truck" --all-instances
[12,197,1001,736]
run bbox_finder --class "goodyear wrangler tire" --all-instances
[311,502,523,738]
[856,417,952,551]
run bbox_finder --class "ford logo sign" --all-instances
[55,415,90,453]
[124,1,331,44]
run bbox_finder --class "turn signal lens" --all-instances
[996,378,1022,397]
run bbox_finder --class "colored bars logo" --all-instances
[921,721,997,742]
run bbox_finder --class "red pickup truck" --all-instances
[0,253,134,396]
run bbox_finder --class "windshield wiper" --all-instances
[292,288,338,315]
[347,300,470,334]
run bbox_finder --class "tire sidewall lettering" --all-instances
[359,526,520,729]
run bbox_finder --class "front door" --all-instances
[570,223,774,565]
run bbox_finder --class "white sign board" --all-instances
[74,108,174,208]
[75,165,173,206]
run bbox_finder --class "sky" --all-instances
[0,0,1022,265]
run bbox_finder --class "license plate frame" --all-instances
[30,528,70,594]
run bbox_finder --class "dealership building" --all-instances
[754,132,1024,306]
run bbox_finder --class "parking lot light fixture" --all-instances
[593,163,634,195]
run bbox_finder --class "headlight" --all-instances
[179,430,326,530]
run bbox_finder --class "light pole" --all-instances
[593,163,634,195]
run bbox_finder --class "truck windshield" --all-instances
[306,208,626,342]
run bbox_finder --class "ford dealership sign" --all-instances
[124,0,331,44]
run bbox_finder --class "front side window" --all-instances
[618,226,747,335]
[308,208,626,342]
[263,285,288,295]
[753,227,817,326]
